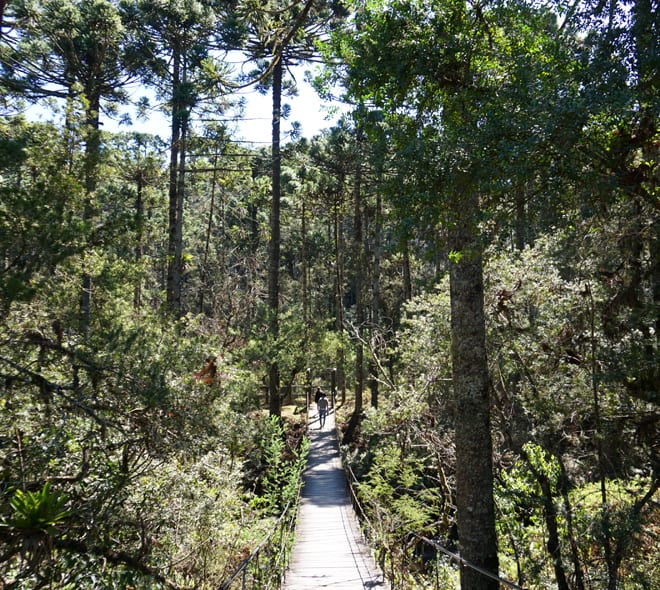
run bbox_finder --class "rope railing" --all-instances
[343,463,373,531]
[342,459,527,590]
[413,533,528,590]
[219,389,527,590]
[219,389,313,590]
[217,490,301,590]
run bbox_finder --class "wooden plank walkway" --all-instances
[282,407,389,590]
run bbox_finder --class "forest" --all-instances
[0,0,658,589]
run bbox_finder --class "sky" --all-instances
[108,64,348,145]
[233,79,348,144]
[23,64,349,145]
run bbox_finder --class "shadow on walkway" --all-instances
[282,409,389,590]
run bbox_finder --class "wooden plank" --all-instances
[283,409,389,590]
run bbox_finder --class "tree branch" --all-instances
[53,538,185,590]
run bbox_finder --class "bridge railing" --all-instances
[343,461,527,590]
[217,490,300,590]
[343,463,387,574]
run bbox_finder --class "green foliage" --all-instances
[568,478,660,587]
[0,246,303,588]
[487,235,658,588]
[0,119,87,311]
[344,226,658,587]
[397,282,453,406]
[250,416,308,515]
[6,483,69,535]
[345,384,454,587]
[359,442,444,534]
[495,444,560,585]
[496,455,659,589]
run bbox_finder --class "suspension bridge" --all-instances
[282,407,388,589]
[219,393,525,590]
[218,400,388,590]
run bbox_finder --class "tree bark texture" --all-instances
[166,43,183,313]
[80,92,101,334]
[134,158,144,309]
[173,105,188,314]
[301,198,309,326]
[268,56,282,417]
[370,188,382,409]
[199,151,219,313]
[346,134,364,440]
[448,188,499,590]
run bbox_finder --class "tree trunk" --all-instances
[402,238,412,301]
[174,100,188,314]
[558,458,586,590]
[370,187,382,409]
[199,151,219,314]
[334,193,345,331]
[448,186,499,590]
[539,475,570,590]
[514,188,527,251]
[633,0,660,387]
[268,56,283,418]
[134,154,144,310]
[334,192,347,405]
[346,133,364,440]
[80,92,101,334]
[301,197,309,326]
[166,43,183,313]
[0,1,6,32]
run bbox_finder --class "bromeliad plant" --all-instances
[8,482,69,533]
[4,482,69,567]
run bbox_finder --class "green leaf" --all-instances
[7,482,69,533]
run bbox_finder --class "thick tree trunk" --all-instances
[268,56,283,418]
[448,187,499,590]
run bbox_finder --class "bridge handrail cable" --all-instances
[217,487,301,590]
[343,460,527,590]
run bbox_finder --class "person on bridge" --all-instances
[314,387,325,413]
[317,392,329,429]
